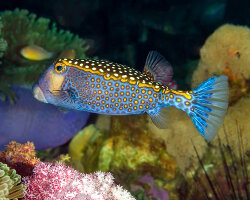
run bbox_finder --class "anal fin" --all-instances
[147,107,170,129]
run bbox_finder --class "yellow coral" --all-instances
[192,24,250,85]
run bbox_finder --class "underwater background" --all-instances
[0,0,249,199]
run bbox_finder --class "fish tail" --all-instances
[189,75,229,141]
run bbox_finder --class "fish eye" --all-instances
[56,65,63,71]
[55,64,66,74]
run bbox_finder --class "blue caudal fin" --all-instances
[190,75,229,141]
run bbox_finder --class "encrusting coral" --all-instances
[0,9,88,85]
[23,162,135,200]
[0,141,40,177]
[69,121,180,199]
[0,162,26,200]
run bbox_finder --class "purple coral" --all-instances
[23,162,135,200]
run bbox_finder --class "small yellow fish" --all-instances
[58,48,76,59]
[20,45,53,61]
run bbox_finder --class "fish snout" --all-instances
[33,84,48,103]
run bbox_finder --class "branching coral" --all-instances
[0,141,40,177]
[0,162,26,200]
[23,162,135,200]
[0,9,88,85]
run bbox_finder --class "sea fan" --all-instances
[23,162,135,200]
[0,162,26,199]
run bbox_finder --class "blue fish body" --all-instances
[33,51,229,141]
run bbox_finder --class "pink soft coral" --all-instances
[23,162,135,200]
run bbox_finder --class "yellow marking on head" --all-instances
[149,97,153,102]
[115,103,119,107]
[106,104,109,108]
[131,87,135,91]
[166,96,169,100]
[108,82,112,86]
[86,81,89,85]
[126,92,130,96]
[97,102,100,106]
[120,92,124,96]
[101,100,105,104]
[138,95,142,99]
[132,93,136,97]
[91,78,95,82]
[115,83,119,87]
[176,98,181,102]
[91,84,95,88]
[101,106,104,110]
[129,103,132,107]
[128,108,132,112]
[48,69,65,93]
[139,105,143,109]
[148,91,152,95]
[105,91,108,95]
[119,107,123,110]
[129,98,132,102]
[97,84,100,88]
[146,105,149,109]
[153,94,157,98]
[98,90,102,94]
[152,104,156,107]
[123,98,127,102]
[97,96,100,100]
[136,89,139,93]
[118,98,121,102]
[141,90,146,94]
[121,85,125,89]
[111,99,115,103]
[110,87,114,91]
[115,93,118,97]
[97,78,100,82]
[134,106,137,110]
[170,94,174,99]
[134,100,138,104]
[141,100,145,104]
[88,102,91,105]
[144,95,148,99]
[124,104,128,108]
[185,101,190,106]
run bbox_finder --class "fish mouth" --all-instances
[33,84,48,103]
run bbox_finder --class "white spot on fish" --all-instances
[92,67,97,70]
[130,77,135,80]
[114,73,119,77]
[122,75,127,78]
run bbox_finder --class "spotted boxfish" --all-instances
[33,51,229,141]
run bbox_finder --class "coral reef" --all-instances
[0,86,89,150]
[69,120,180,199]
[191,24,250,154]
[192,24,250,104]
[0,162,26,199]
[23,162,135,200]
[0,8,88,85]
[0,141,40,177]
[146,24,250,174]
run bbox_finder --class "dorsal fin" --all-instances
[143,51,174,87]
